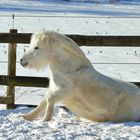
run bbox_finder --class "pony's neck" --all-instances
[49,52,92,76]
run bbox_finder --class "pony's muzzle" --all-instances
[20,58,28,67]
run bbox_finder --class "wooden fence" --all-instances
[0,29,140,109]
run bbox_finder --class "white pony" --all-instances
[20,30,140,122]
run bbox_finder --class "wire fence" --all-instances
[0,14,140,65]
[0,14,140,18]
[0,14,140,35]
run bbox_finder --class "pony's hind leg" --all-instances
[22,99,47,121]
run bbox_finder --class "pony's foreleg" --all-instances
[43,89,68,121]
[22,98,47,121]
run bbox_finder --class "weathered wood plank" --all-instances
[0,75,139,88]
[0,75,49,87]
[0,33,31,44]
[134,82,140,88]
[0,33,140,46]
[6,29,17,109]
[68,35,140,46]
[0,96,13,104]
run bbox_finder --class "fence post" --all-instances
[6,29,17,109]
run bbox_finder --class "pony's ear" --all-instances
[42,34,48,43]
[41,32,55,45]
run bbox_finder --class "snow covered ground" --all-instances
[0,106,140,140]
[0,0,140,139]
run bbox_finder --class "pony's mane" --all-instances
[49,31,90,64]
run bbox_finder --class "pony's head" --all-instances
[20,31,52,70]
[20,30,91,71]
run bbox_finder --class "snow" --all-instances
[0,0,140,16]
[0,106,140,140]
[0,0,140,139]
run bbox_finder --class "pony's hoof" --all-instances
[21,114,32,121]
[43,116,52,122]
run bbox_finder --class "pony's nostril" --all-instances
[20,58,23,63]
[20,58,28,67]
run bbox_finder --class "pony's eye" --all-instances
[34,46,39,50]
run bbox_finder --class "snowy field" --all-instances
[0,106,140,140]
[0,0,140,139]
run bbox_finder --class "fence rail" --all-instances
[0,33,140,46]
[0,75,139,87]
[0,29,140,109]
[0,75,49,87]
